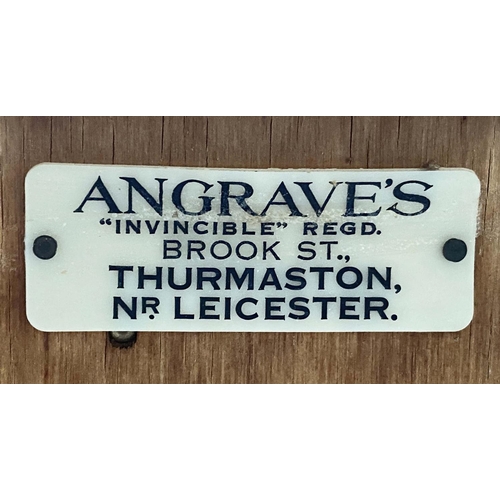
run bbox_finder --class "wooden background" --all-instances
[0,116,498,383]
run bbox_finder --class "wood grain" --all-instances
[0,116,498,383]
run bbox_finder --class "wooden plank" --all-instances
[1,117,51,383]
[0,116,498,383]
[0,117,10,382]
[46,117,106,383]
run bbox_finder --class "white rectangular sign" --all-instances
[25,163,480,332]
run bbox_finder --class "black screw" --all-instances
[442,238,467,262]
[33,235,57,260]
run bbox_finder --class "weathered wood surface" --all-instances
[0,116,498,383]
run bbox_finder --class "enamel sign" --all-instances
[25,163,480,332]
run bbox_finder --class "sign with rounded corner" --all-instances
[25,163,480,332]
